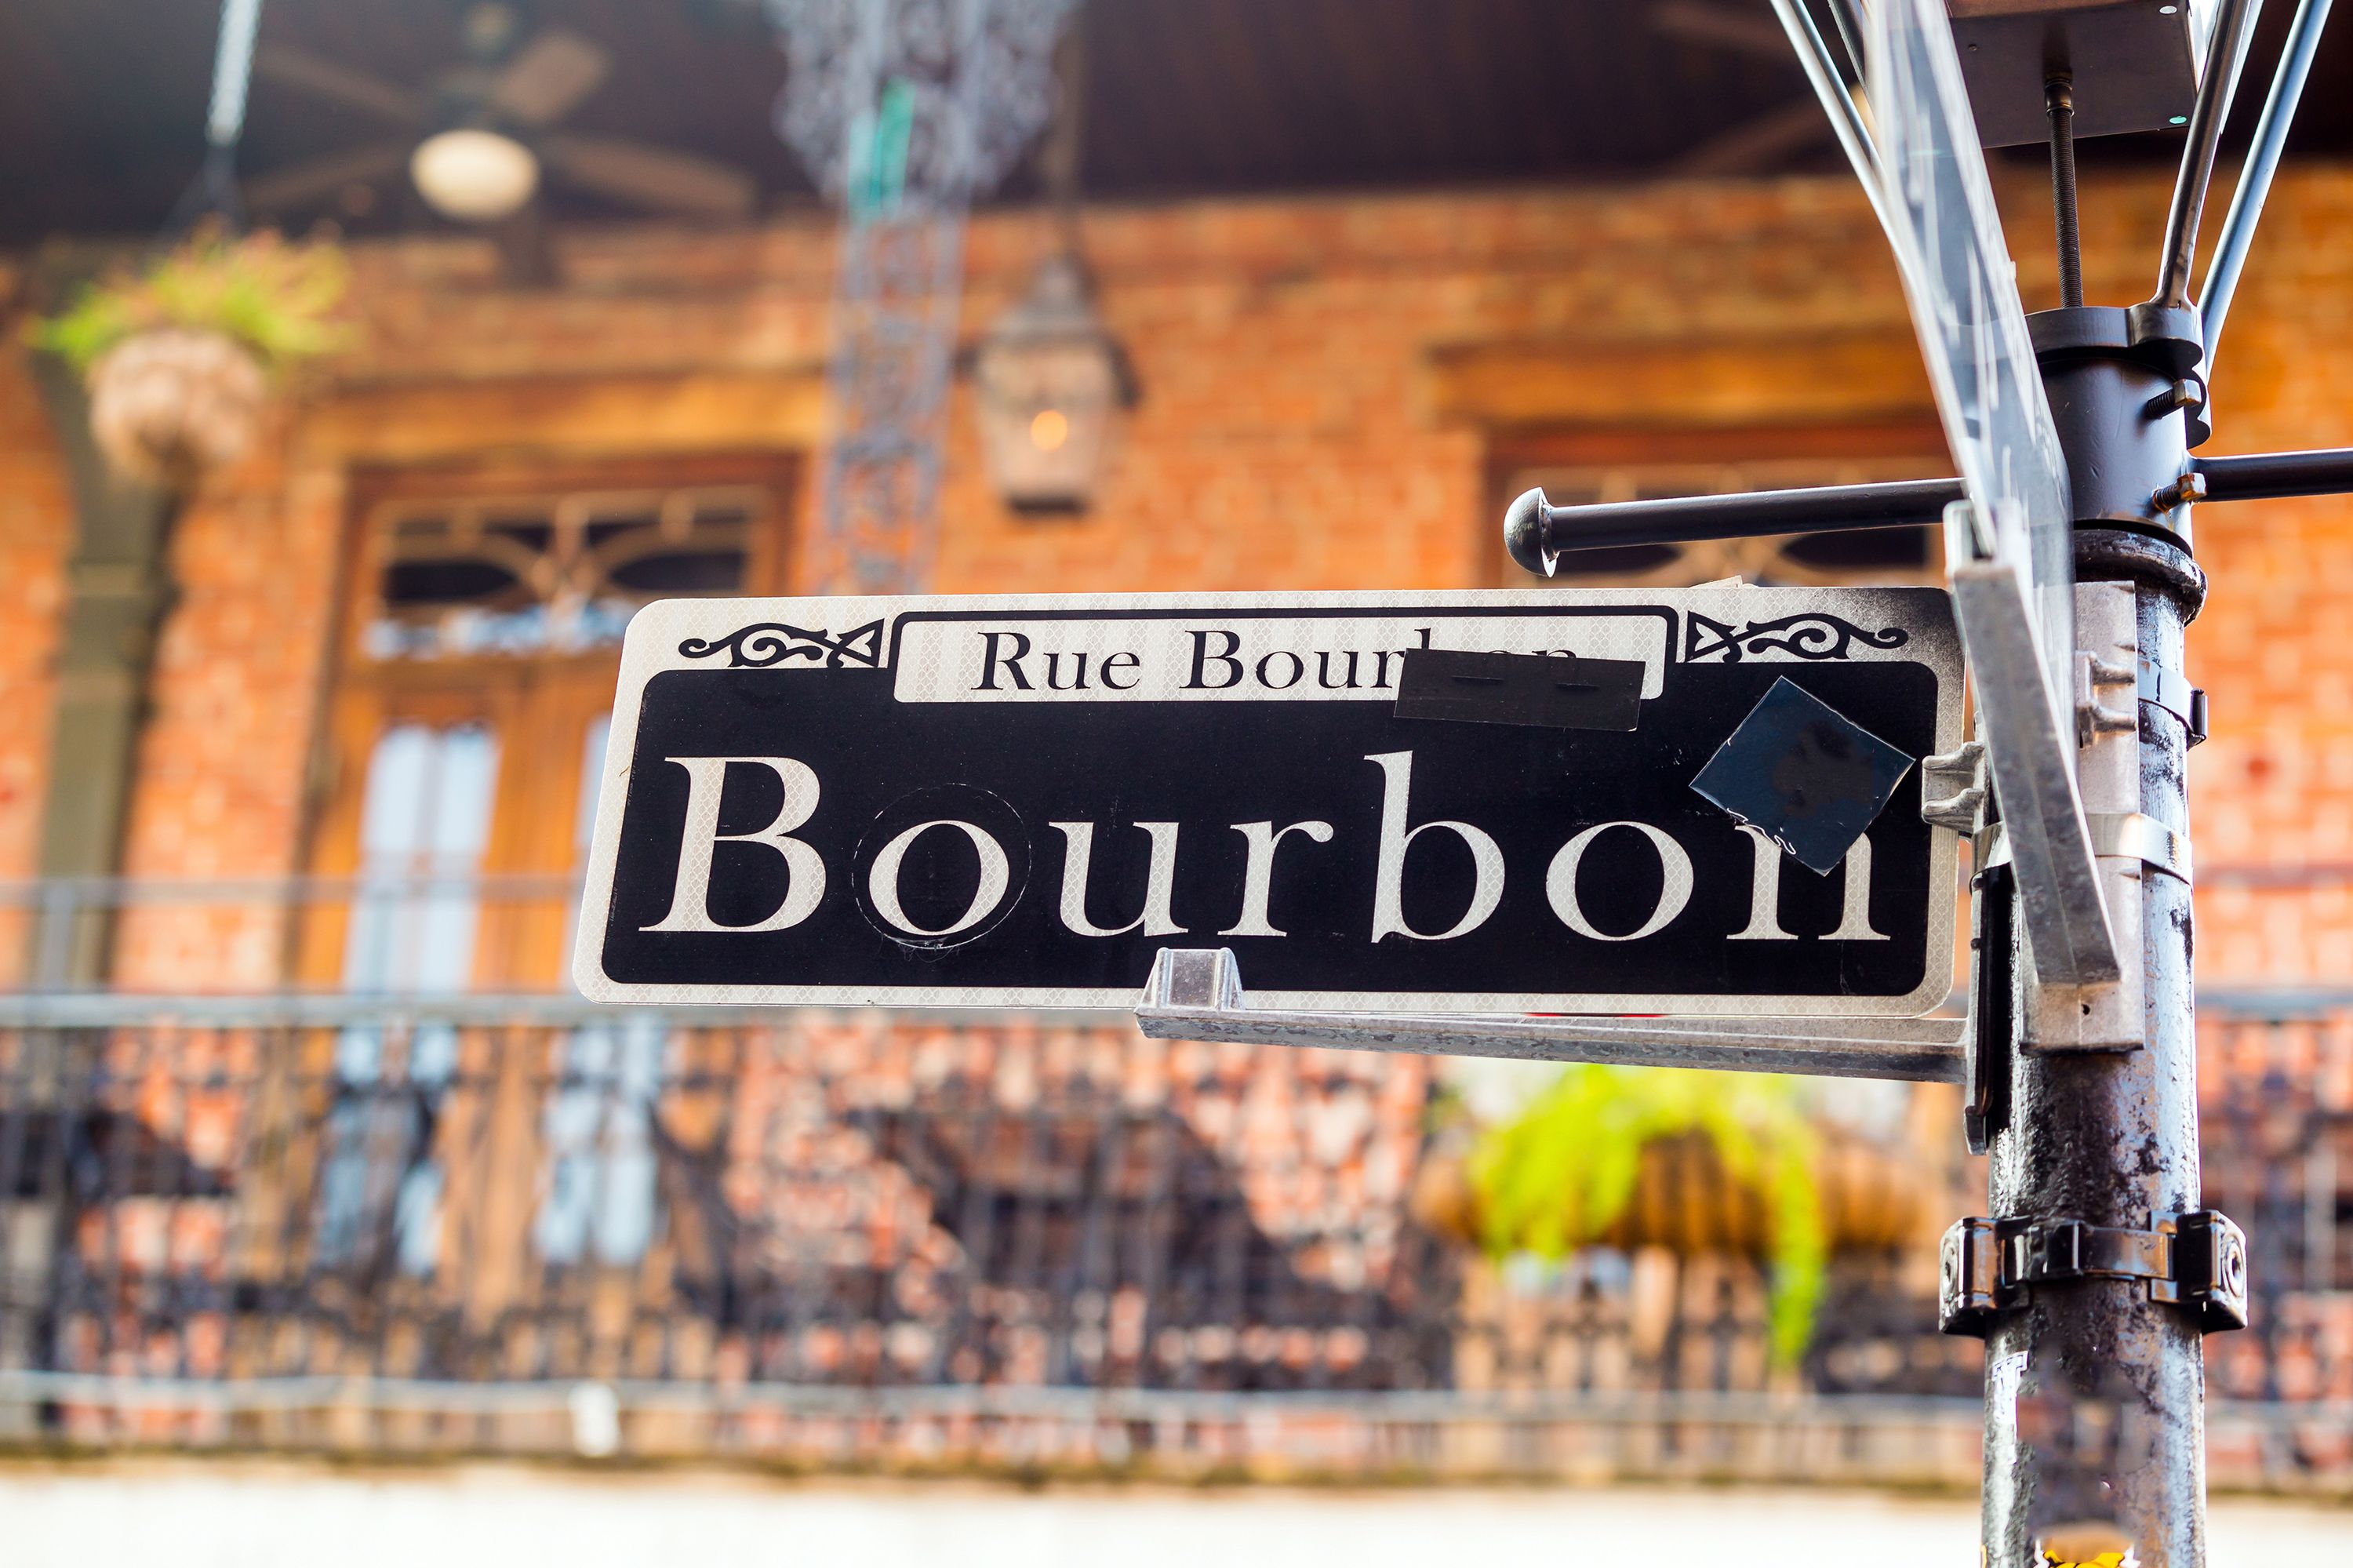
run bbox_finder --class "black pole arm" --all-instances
[2191,447,2353,503]
[1504,478,1966,577]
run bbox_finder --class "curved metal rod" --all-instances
[1826,0,1868,78]
[2202,0,2337,366]
[2155,0,2267,309]
[1766,0,1889,233]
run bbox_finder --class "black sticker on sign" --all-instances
[1689,675,1915,876]
[1395,648,1644,732]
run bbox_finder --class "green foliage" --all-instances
[1467,1064,1827,1368]
[27,227,350,375]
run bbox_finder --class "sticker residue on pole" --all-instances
[1988,1348,2028,1424]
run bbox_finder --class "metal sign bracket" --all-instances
[2021,580,2151,1050]
[1942,500,2127,1000]
[1133,948,1965,1083]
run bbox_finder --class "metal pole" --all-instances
[1824,0,1868,77]
[1503,476,1964,573]
[1970,46,2242,1531]
[1980,529,2209,1567]
[2047,77,2083,310]
[2202,0,2340,366]
[2154,0,2265,309]
[2192,445,2353,500]
[1766,0,1889,232]
[1749,2,2346,1558]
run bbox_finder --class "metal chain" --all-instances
[769,0,1076,595]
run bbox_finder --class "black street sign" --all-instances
[574,590,1962,1015]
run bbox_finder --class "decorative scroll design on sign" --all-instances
[678,619,887,669]
[1686,612,1909,664]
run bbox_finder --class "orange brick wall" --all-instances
[0,303,74,978]
[2158,176,2353,986]
[937,180,1916,594]
[2,170,2351,988]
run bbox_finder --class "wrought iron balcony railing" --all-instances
[0,877,2343,1485]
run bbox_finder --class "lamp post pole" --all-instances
[1521,4,2316,1543]
[1964,16,2253,1546]
[1977,525,2211,1566]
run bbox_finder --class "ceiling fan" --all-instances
[1650,0,1839,178]
[242,3,758,266]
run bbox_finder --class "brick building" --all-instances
[2,169,2351,986]
[2,0,2351,1481]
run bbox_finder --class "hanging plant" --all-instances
[1462,1064,1832,1370]
[27,226,349,487]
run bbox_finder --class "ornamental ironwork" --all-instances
[768,0,1079,596]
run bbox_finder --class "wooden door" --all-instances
[297,453,795,992]
[279,453,793,1318]
[299,660,616,992]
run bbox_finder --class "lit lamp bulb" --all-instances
[410,128,540,223]
[1029,408,1071,453]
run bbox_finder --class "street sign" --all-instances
[1865,0,2123,990]
[574,588,1962,1015]
[1871,0,2077,716]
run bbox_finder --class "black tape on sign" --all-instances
[1689,675,1915,876]
[1393,648,1645,731]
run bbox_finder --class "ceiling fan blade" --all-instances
[489,27,613,126]
[253,43,424,126]
[540,135,757,219]
[1671,98,1834,177]
[243,141,413,211]
[1655,0,1798,61]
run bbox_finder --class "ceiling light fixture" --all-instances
[410,126,540,223]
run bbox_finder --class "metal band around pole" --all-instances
[1980,814,2194,887]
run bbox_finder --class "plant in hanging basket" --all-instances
[1448,1065,1854,1369]
[27,227,349,487]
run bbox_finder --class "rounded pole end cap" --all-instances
[1504,486,1554,577]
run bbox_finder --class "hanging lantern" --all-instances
[973,256,1134,515]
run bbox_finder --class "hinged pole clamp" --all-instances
[1939,1210,2249,1337]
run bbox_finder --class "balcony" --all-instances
[0,877,2345,1485]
